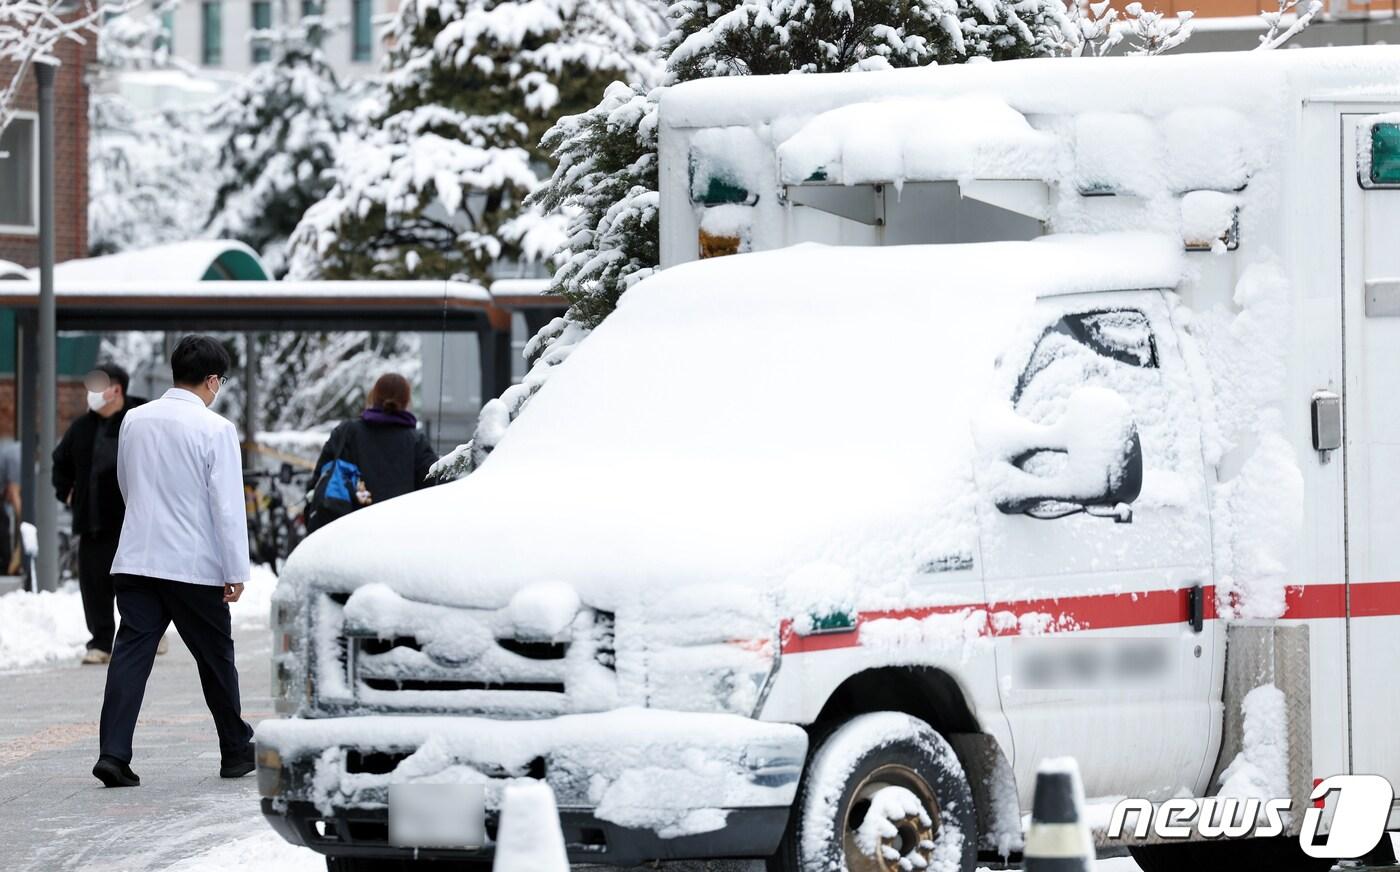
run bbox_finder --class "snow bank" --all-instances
[776,95,1057,187]
[0,565,273,672]
[233,565,280,627]
[159,833,320,872]
[0,586,88,671]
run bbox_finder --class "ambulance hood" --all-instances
[283,234,1183,613]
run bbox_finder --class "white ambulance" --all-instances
[258,47,1400,872]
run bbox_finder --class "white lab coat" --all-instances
[112,388,250,586]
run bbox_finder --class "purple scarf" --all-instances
[361,407,417,428]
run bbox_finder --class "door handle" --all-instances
[1186,584,1205,633]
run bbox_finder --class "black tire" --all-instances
[325,857,492,871]
[769,711,978,872]
[1128,835,1335,872]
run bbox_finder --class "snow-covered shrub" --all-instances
[206,21,348,277]
[89,94,218,256]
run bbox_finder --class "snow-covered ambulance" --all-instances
[258,47,1400,871]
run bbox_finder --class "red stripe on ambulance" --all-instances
[781,581,1400,654]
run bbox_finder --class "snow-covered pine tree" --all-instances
[90,96,217,255]
[285,0,666,283]
[89,0,217,255]
[431,0,1078,478]
[666,0,1073,79]
[205,20,347,276]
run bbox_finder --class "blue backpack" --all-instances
[306,428,363,533]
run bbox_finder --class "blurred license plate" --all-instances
[388,783,486,848]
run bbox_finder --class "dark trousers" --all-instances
[78,533,120,653]
[99,574,254,764]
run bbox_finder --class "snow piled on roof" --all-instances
[51,240,267,283]
[0,260,25,280]
[285,234,1183,610]
[662,47,1400,130]
[777,95,1056,187]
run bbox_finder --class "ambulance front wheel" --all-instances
[769,711,978,872]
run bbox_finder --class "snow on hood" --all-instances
[285,234,1184,612]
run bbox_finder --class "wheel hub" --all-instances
[841,763,941,872]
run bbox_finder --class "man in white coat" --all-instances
[93,335,255,788]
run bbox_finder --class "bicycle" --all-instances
[244,463,313,576]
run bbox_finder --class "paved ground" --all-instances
[0,612,304,872]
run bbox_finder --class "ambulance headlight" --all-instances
[645,634,779,717]
[270,585,308,714]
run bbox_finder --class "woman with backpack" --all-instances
[305,374,439,533]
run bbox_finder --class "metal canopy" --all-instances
[0,279,536,333]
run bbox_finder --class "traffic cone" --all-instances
[492,781,570,872]
[1023,757,1096,871]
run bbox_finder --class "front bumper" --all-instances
[256,708,808,866]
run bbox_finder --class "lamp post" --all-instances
[33,0,84,592]
[34,60,57,593]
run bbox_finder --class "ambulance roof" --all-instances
[662,46,1400,130]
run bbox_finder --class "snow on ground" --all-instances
[153,827,1146,872]
[234,565,280,627]
[157,833,320,872]
[0,566,277,672]
[0,584,89,671]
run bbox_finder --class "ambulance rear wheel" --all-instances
[769,711,978,872]
[1128,835,1334,872]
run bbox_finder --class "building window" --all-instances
[0,115,37,233]
[301,0,320,16]
[156,9,174,52]
[352,0,373,62]
[251,0,272,62]
[201,0,222,65]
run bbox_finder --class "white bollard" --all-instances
[1023,757,1096,871]
[493,781,570,872]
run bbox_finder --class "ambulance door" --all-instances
[978,291,1219,805]
[1343,113,1400,786]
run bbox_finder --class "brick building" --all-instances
[1106,0,1400,49]
[0,35,101,441]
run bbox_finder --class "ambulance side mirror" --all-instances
[985,387,1144,523]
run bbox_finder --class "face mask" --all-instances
[87,390,108,413]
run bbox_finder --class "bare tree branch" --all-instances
[0,0,136,134]
[1255,0,1322,50]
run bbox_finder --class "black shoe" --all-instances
[219,753,255,779]
[92,756,140,788]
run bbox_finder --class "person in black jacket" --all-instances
[309,373,437,531]
[53,363,150,664]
